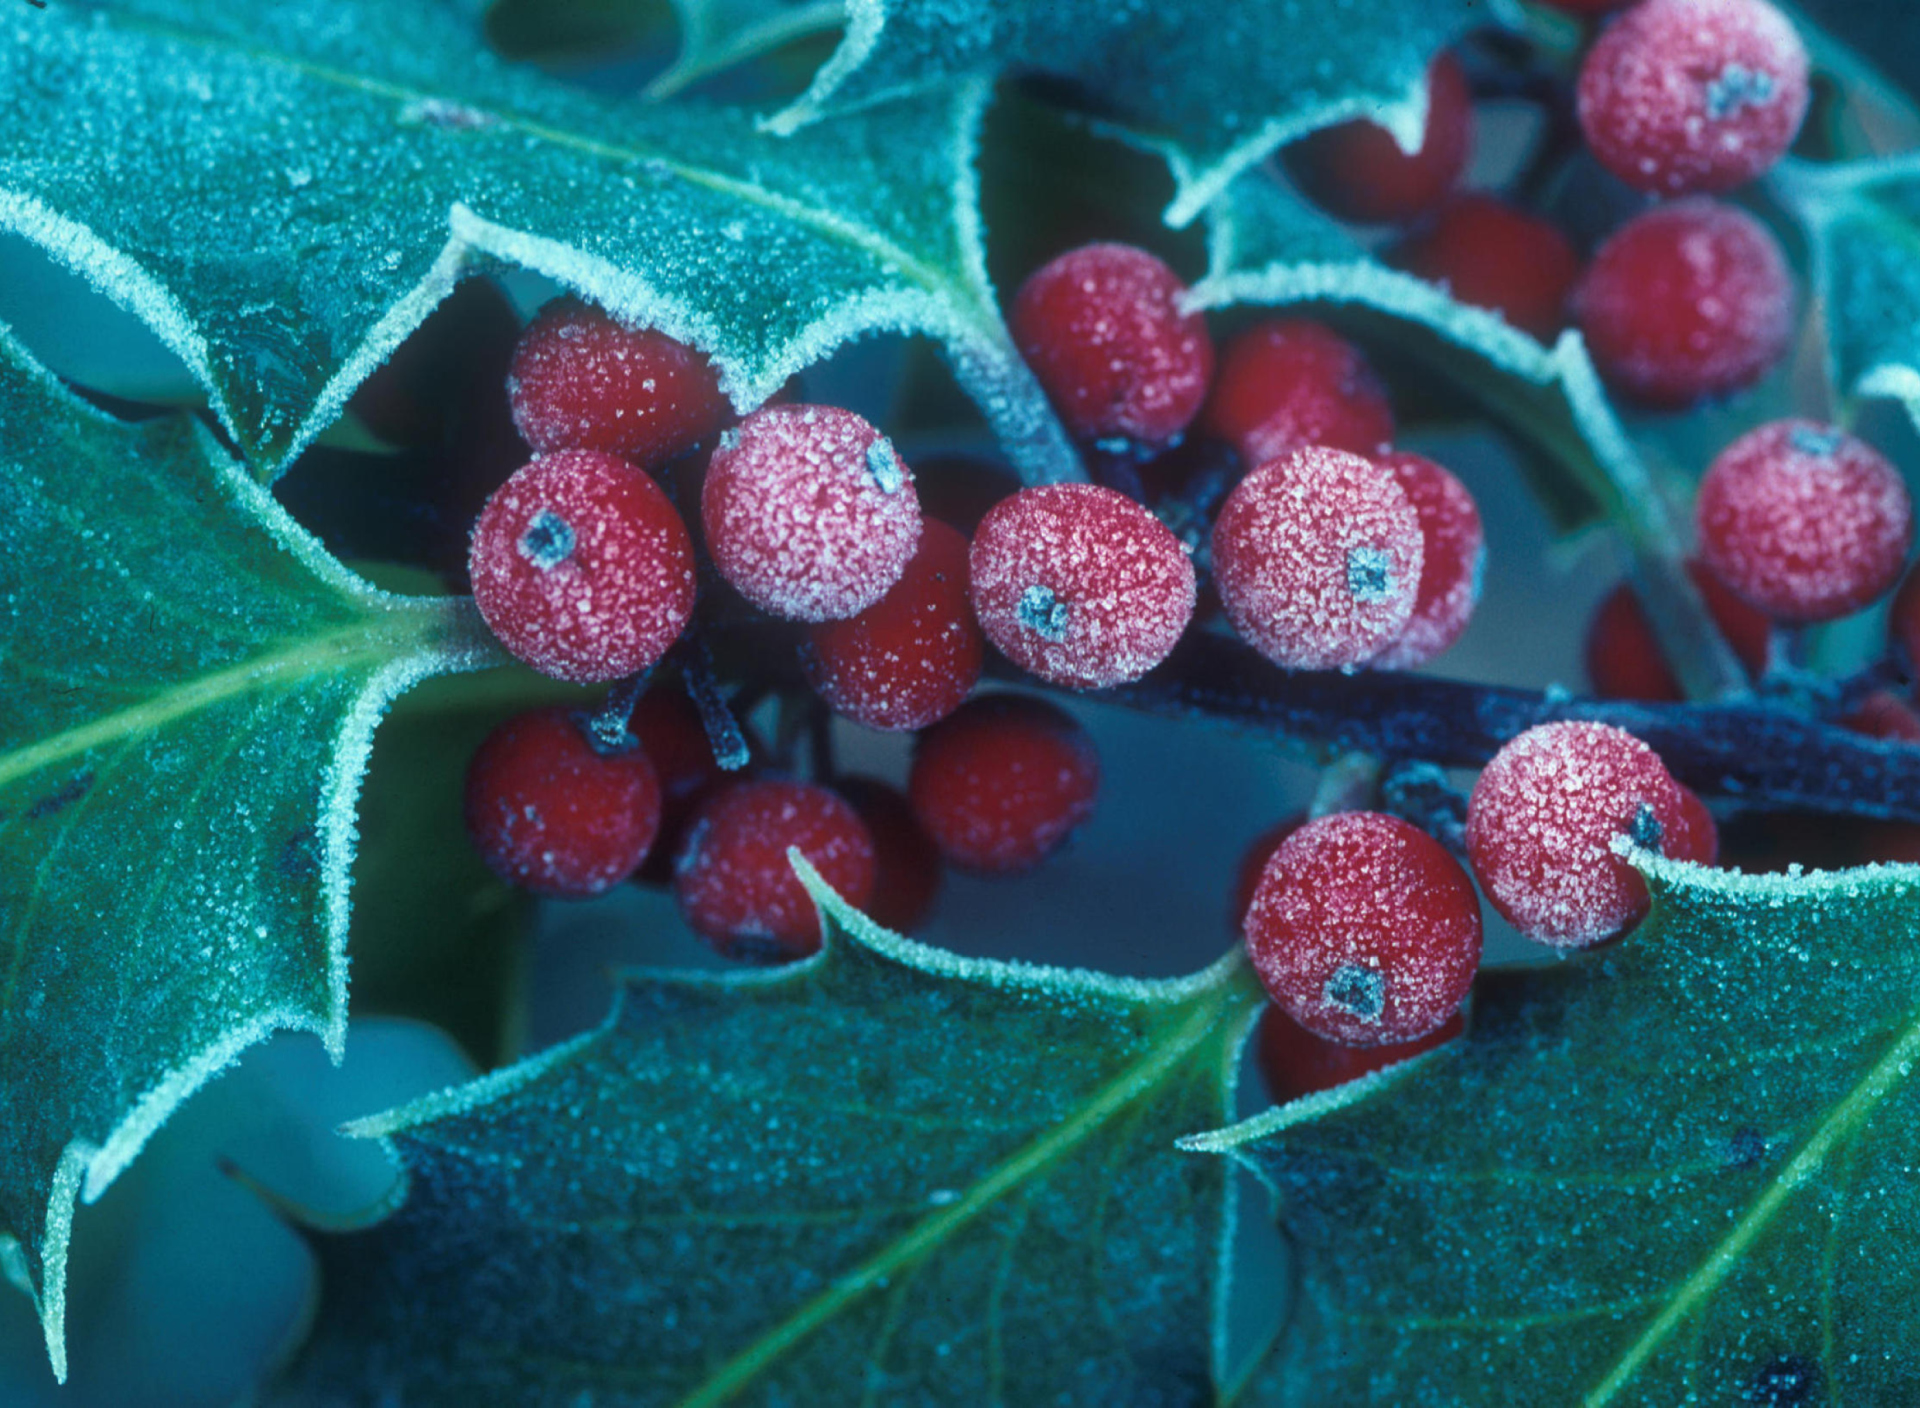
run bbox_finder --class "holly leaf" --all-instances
[0,327,496,1380]
[0,1,1075,483]
[1191,850,1920,1404]
[265,865,1260,1405]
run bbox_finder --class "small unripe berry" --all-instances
[673,778,876,963]
[1392,194,1582,343]
[1370,451,1485,669]
[1583,560,1771,701]
[1466,721,1691,949]
[1577,0,1809,197]
[1572,199,1794,409]
[1009,243,1214,448]
[1286,53,1474,226]
[508,297,732,465]
[1199,319,1395,467]
[1245,811,1482,1047]
[703,404,922,622]
[837,776,943,933]
[1696,419,1913,623]
[1211,446,1424,670]
[1255,1004,1465,1103]
[969,483,1196,690]
[463,707,662,899]
[908,695,1100,874]
[469,450,696,683]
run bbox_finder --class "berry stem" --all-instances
[586,670,653,753]
[1379,761,1470,856]
[679,638,753,772]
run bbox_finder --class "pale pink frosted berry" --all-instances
[1577,0,1809,197]
[1371,451,1485,668]
[969,483,1196,690]
[1695,419,1913,623]
[1466,721,1692,949]
[702,404,922,622]
[1211,447,1424,670]
[469,450,696,683]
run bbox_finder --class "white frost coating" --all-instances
[1858,363,1920,428]
[758,0,888,138]
[1624,838,1920,898]
[36,1147,87,1382]
[343,1023,604,1143]
[1175,1039,1453,1156]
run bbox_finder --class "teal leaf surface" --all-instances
[0,327,496,1379]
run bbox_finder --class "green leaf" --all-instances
[267,865,1261,1405]
[0,1,1075,483]
[1192,851,1920,1404]
[765,0,1510,227]
[651,0,846,99]
[0,327,496,1381]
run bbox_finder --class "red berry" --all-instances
[1230,815,1308,931]
[702,404,923,622]
[969,483,1195,690]
[1245,811,1482,1047]
[463,707,662,899]
[837,776,943,933]
[1198,319,1396,467]
[1392,194,1582,343]
[1577,0,1809,197]
[507,297,732,465]
[1892,562,1920,673]
[1696,420,1913,623]
[1009,243,1214,448]
[1211,446,1424,670]
[802,520,983,731]
[469,450,696,683]
[1465,721,1691,948]
[1286,53,1474,226]
[1255,1003,1465,1103]
[1370,451,1485,669]
[628,687,728,885]
[1572,199,1794,409]
[1840,690,1920,745]
[1673,784,1720,864]
[908,695,1101,874]
[1583,560,1772,700]
[673,778,876,963]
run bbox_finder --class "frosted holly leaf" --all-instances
[652,0,847,98]
[0,327,497,1381]
[0,1,1076,485]
[1195,849,1920,1404]
[765,0,1512,226]
[265,862,1262,1406]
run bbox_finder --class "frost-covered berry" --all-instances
[628,687,728,885]
[1211,446,1424,670]
[463,707,662,899]
[1245,811,1482,1047]
[837,775,942,933]
[469,450,696,683]
[507,297,732,465]
[1009,243,1213,448]
[908,694,1100,874]
[969,483,1195,690]
[1577,0,1809,197]
[1286,53,1474,226]
[1393,194,1582,343]
[1673,784,1720,864]
[1371,451,1485,669]
[1255,1003,1465,1103]
[802,519,982,731]
[1230,815,1307,931]
[1199,319,1396,467]
[1466,721,1691,948]
[1696,419,1913,623]
[673,778,876,962]
[1583,559,1771,701]
[702,404,922,622]
[1572,198,1794,409]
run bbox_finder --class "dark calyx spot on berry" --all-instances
[1727,1126,1768,1168]
[518,510,576,569]
[1706,65,1778,120]
[1324,962,1386,1023]
[865,439,904,494]
[1630,801,1665,851]
[1743,1354,1821,1407]
[1346,546,1395,603]
[1017,584,1072,641]
[1788,425,1845,457]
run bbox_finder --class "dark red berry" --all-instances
[1286,53,1474,226]
[908,695,1101,874]
[507,297,732,465]
[673,778,876,962]
[1198,319,1395,467]
[1583,560,1772,701]
[1230,816,1308,932]
[1673,784,1721,865]
[837,776,943,933]
[628,687,728,885]
[463,707,662,899]
[1211,446,1424,670]
[702,404,923,622]
[1572,198,1794,409]
[469,450,696,683]
[1892,562,1920,674]
[1393,194,1582,343]
[1466,721,1691,948]
[802,519,983,731]
[1577,0,1809,197]
[1245,811,1482,1047]
[1255,1003,1465,1103]
[1371,451,1484,669]
[1009,243,1214,448]
[969,483,1195,690]
[1696,420,1912,623]
[1841,690,1920,744]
